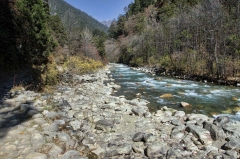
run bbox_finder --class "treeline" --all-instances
[0,0,56,72]
[108,0,240,80]
[48,0,107,60]
[0,0,107,88]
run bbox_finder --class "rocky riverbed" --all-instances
[0,63,240,159]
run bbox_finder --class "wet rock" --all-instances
[203,121,226,140]
[186,125,213,145]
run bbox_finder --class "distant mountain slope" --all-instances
[48,0,108,32]
[101,20,113,28]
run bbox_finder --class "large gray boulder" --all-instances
[106,143,132,157]
[223,138,240,151]
[95,119,114,132]
[146,143,170,159]
[203,121,226,140]
[186,125,213,145]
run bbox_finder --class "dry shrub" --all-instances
[64,56,103,74]
[42,62,59,86]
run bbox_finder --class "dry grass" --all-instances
[64,56,103,74]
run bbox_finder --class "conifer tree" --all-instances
[16,0,55,65]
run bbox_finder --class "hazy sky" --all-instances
[64,0,133,21]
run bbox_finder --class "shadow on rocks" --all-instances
[0,102,37,139]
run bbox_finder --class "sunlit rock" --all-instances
[160,94,173,98]
[180,102,191,107]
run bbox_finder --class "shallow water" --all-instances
[110,64,240,117]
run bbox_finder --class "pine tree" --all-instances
[16,0,55,65]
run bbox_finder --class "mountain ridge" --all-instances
[48,0,108,32]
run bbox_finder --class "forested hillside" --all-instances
[107,0,240,82]
[48,0,108,59]
[0,0,106,89]
[48,0,108,33]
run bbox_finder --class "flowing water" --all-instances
[110,64,240,117]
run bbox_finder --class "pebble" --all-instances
[0,64,240,159]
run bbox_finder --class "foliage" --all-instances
[48,15,67,47]
[44,62,59,85]
[110,0,240,79]
[64,56,103,74]
[0,0,18,72]
[93,29,107,59]
[16,0,56,65]
[118,45,133,65]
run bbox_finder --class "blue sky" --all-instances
[64,0,133,21]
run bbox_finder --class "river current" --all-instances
[110,64,240,117]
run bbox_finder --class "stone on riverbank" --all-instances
[180,102,191,107]
[160,94,173,98]
[1,64,240,159]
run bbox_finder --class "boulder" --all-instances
[222,121,240,138]
[174,111,185,117]
[48,144,63,158]
[186,125,213,145]
[132,142,145,154]
[223,138,240,150]
[180,102,191,107]
[187,113,209,121]
[106,143,132,157]
[203,121,226,140]
[167,148,186,158]
[213,116,230,127]
[95,120,114,132]
[160,94,173,98]
[146,143,169,159]
[132,132,145,142]
[69,120,82,131]
[131,107,145,117]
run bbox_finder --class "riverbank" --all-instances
[130,66,240,87]
[0,63,240,158]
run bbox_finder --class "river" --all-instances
[110,64,240,117]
